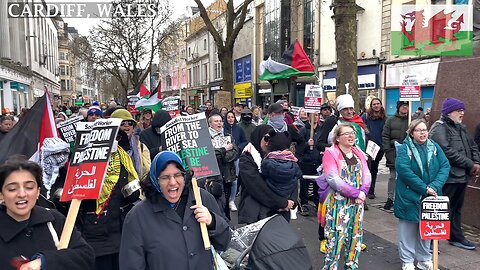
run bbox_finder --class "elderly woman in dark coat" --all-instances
[0,158,94,270]
[238,125,296,224]
[119,151,231,270]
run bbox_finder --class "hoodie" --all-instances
[139,110,172,160]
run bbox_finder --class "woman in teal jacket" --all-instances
[394,119,450,270]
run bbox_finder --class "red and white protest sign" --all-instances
[60,118,122,201]
[162,96,181,118]
[420,196,450,240]
[399,74,421,101]
[304,84,322,113]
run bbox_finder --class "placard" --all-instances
[162,96,181,118]
[400,74,421,101]
[60,118,122,201]
[420,196,450,240]
[304,84,322,113]
[160,113,220,178]
[57,116,84,145]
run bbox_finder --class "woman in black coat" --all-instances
[238,124,295,224]
[0,158,94,270]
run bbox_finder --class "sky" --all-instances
[61,0,205,36]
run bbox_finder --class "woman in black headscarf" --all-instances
[238,125,295,224]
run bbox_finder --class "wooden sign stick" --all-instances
[57,199,81,249]
[309,113,315,150]
[191,177,211,250]
[433,240,439,270]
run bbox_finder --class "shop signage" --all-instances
[234,55,252,84]
[234,82,252,99]
[323,74,376,91]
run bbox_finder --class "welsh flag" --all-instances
[259,40,315,81]
[391,4,473,56]
[135,82,162,112]
[0,92,58,164]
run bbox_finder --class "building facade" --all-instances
[0,0,60,114]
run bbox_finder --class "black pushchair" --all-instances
[221,215,313,270]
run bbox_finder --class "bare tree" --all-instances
[72,0,176,103]
[193,0,254,106]
[331,0,363,110]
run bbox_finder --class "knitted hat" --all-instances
[335,94,355,111]
[396,101,409,111]
[87,107,103,117]
[111,109,136,123]
[149,151,185,193]
[266,129,291,152]
[441,98,465,115]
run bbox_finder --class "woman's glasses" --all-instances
[121,120,136,127]
[158,172,185,182]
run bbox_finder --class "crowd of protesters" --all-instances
[0,94,479,270]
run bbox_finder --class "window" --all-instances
[60,79,66,90]
[204,39,207,50]
[60,65,66,75]
[188,68,192,87]
[203,63,208,84]
[264,0,282,60]
[303,0,314,62]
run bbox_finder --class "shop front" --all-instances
[384,58,439,116]
[208,80,223,108]
[189,88,207,109]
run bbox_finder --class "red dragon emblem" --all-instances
[400,9,464,51]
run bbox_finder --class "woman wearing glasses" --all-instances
[395,119,450,270]
[111,109,151,179]
[320,123,371,270]
[119,151,230,270]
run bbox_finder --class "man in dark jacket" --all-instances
[237,108,257,143]
[139,110,172,160]
[382,101,409,210]
[430,97,480,250]
[298,113,322,215]
[266,103,306,154]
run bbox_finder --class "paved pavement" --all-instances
[290,171,480,270]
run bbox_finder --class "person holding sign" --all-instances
[77,130,140,270]
[139,110,172,161]
[395,119,450,270]
[119,151,231,270]
[0,158,94,270]
[321,123,371,270]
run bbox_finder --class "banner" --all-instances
[58,116,84,145]
[420,196,450,240]
[60,118,122,201]
[160,113,220,178]
[391,4,473,56]
[162,96,181,118]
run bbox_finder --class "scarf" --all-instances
[267,115,288,132]
[242,142,263,172]
[265,150,298,162]
[129,136,141,176]
[96,147,139,214]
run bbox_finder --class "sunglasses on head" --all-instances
[121,120,136,126]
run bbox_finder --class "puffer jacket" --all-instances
[382,113,409,168]
[298,122,322,168]
[429,116,480,184]
[394,136,450,222]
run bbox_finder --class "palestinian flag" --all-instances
[391,4,473,56]
[259,40,315,81]
[0,93,58,164]
[128,83,151,97]
[135,82,162,112]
